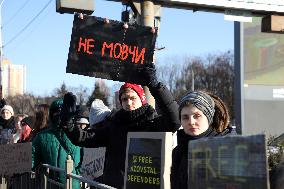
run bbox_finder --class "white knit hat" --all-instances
[76,118,89,125]
[1,105,14,116]
[89,99,111,126]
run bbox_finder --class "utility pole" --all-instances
[122,0,159,107]
[125,0,161,108]
[140,1,155,107]
[0,0,5,99]
[191,68,194,91]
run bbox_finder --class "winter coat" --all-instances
[32,118,82,189]
[0,116,15,130]
[171,127,237,189]
[63,82,180,189]
[0,116,15,144]
[270,160,284,189]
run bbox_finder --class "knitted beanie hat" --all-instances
[21,116,35,128]
[119,83,146,105]
[89,99,111,126]
[1,105,14,116]
[76,118,89,125]
[49,99,63,115]
[179,91,215,125]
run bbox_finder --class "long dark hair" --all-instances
[207,92,230,132]
[33,104,49,134]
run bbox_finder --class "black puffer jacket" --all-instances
[63,82,180,189]
[171,127,237,189]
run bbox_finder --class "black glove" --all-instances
[60,92,77,128]
[139,63,159,87]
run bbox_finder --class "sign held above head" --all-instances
[67,15,157,84]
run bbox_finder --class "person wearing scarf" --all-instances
[60,63,180,189]
[0,105,15,144]
[171,91,237,189]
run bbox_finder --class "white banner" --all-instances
[80,147,106,180]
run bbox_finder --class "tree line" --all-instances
[156,50,234,119]
[5,81,110,116]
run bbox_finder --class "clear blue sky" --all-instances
[2,0,234,96]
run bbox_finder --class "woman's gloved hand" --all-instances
[60,92,77,128]
[139,63,159,87]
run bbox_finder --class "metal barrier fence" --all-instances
[0,172,37,189]
[0,155,116,189]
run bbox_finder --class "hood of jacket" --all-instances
[49,98,63,128]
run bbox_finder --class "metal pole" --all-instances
[44,168,49,189]
[66,155,73,189]
[141,1,154,27]
[141,0,155,108]
[234,21,243,134]
[0,0,5,99]
[191,68,194,91]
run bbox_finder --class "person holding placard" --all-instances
[32,99,82,189]
[171,91,237,189]
[60,63,180,189]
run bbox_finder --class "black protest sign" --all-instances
[0,143,32,175]
[126,138,161,188]
[124,132,172,189]
[67,15,157,84]
[188,134,269,189]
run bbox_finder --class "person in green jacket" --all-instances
[32,98,82,189]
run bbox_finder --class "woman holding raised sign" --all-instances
[60,63,180,189]
[171,91,237,189]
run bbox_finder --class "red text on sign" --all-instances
[77,37,95,55]
[102,42,146,64]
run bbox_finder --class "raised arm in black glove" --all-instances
[139,63,159,87]
[60,92,77,129]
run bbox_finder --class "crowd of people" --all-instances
[0,101,39,144]
[0,63,283,189]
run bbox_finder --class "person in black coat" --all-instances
[270,155,284,189]
[171,91,237,189]
[0,105,15,144]
[60,63,180,189]
[0,105,15,130]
